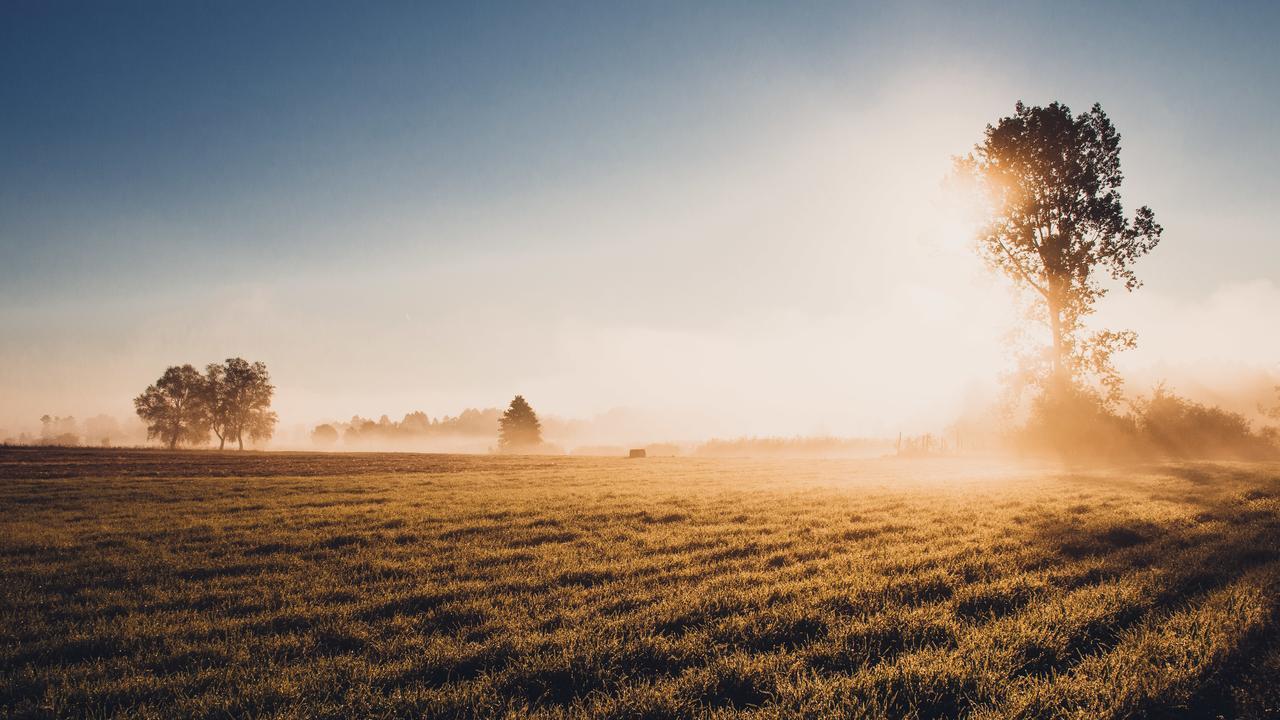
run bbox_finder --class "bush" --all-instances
[1017,386,1143,461]
[1135,386,1276,460]
[1016,384,1279,462]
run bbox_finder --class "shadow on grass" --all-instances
[1015,469,1280,718]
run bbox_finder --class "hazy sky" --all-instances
[2,1,1278,441]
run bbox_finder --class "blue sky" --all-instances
[2,1,1278,441]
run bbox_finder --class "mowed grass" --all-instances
[2,449,1280,719]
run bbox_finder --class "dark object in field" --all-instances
[628,448,646,459]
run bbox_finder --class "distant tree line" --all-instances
[311,395,545,453]
[312,408,501,448]
[695,436,892,459]
[1,415,144,448]
[133,358,277,450]
[36,415,80,446]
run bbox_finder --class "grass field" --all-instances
[2,448,1280,719]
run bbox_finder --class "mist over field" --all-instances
[5,288,1275,452]
[3,5,1279,447]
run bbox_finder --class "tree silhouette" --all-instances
[38,415,79,446]
[311,423,340,447]
[134,365,210,449]
[958,101,1162,403]
[203,362,231,449]
[498,395,542,452]
[205,358,277,450]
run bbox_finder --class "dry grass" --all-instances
[2,447,1279,718]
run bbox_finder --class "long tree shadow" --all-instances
[1015,465,1280,718]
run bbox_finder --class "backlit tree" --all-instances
[498,395,542,452]
[204,358,277,450]
[134,364,210,449]
[957,101,1162,404]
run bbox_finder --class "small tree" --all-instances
[311,423,340,447]
[958,101,1162,405]
[498,395,542,452]
[134,365,210,449]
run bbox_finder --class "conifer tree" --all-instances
[498,395,542,451]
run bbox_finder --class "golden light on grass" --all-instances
[3,447,1279,717]
[4,5,1280,719]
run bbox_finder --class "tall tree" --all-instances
[134,364,210,449]
[207,358,277,450]
[203,362,231,449]
[498,395,542,452]
[957,101,1162,403]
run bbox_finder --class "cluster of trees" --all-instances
[36,415,80,446]
[310,395,545,453]
[3,415,146,448]
[4,415,91,446]
[312,408,500,447]
[133,358,277,450]
[1138,386,1279,457]
[962,101,1278,460]
[695,436,891,459]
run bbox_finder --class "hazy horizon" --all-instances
[3,1,1279,442]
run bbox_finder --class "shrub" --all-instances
[1135,386,1276,460]
[1015,384,1279,461]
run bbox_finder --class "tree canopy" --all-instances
[133,358,277,450]
[133,364,210,449]
[205,358,277,450]
[958,101,1162,404]
[311,424,340,447]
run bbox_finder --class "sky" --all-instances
[2,1,1279,442]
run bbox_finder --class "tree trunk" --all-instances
[238,432,244,451]
[1049,301,1064,377]
[168,435,177,450]
[1046,280,1067,394]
